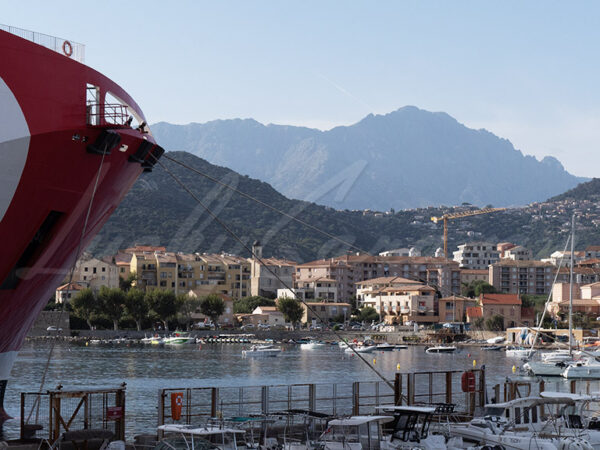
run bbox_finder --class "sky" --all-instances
[3,1,600,177]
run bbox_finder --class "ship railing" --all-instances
[0,23,85,63]
[86,102,130,127]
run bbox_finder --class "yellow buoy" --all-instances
[473,359,476,367]
[373,358,376,365]
[396,363,401,370]
[512,365,516,373]
[85,342,89,347]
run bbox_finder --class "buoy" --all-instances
[85,342,88,347]
[512,365,516,373]
[467,353,471,358]
[373,358,376,364]
[396,363,401,370]
[473,359,477,367]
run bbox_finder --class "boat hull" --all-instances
[0,28,162,419]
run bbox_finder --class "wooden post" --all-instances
[478,368,486,407]
[352,382,360,416]
[570,380,576,394]
[19,393,25,440]
[407,373,414,405]
[445,372,452,405]
[394,373,402,405]
[211,388,219,418]
[492,384,499,404]
[158,390,165,439]
[308,384,316,412]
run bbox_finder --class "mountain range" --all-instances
[88,151,600,263]
[151,106,585,211]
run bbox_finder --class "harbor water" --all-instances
[4,341,590,440]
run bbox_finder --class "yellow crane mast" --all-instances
[431,207,507,259]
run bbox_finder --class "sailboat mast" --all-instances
[569,214,575,356]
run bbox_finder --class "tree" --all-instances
[119,271,137,292]
[178,294,201,330]
[71,288,97,329]
[485,314,505,331]
[199,294,225,328]
[357,306,379,323]
[233,296,275,314]
[124,288,149,331]
[146,289,177,331]
[98,286,126,331]
[461,280,497,298]
[277,297,304,328]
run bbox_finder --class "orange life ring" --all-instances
[62,40,73,57]
[461,371,476,392]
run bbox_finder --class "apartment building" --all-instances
[378,247,421,257]
[249,241,295,297]
[74,255,119,291]
[277,277,337,302]
[129,249,250,297]
[585,246,600,260]
[460,269,489,285]
[55,282,84,303]
[301,301,352,325]
[296,254,461,301]
[453,242,500,270]
[356,276,437,324]
[489,260,554,295]
[504,246,532,261]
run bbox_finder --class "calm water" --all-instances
[3,341,582,440]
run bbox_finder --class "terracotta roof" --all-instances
[355,276,421,286]
[466,307,483,318]
[586,246,600,252]
[56,283,83,291]
[558,299,600,307]
[480,293,521,305]
[439,295,473,302]
[303,302,352,307]
[492,260,553,268]
[256,257,297,266]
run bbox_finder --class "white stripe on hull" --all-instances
[0,76,30,222]
[0,351,18,379]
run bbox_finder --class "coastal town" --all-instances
[50,238,600,333]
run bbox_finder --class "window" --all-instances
[102,267,106,272]
[93,267,97,274]
[120,268,125,273]
[84,267,89,272]
[515,407,521,424]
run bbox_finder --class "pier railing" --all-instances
[157,368,487,433]
[20,385,126,444]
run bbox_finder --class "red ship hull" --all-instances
[0,29,162,418]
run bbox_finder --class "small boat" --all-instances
[486,335,505,344]
[425,345,456,353]
[344,344,377,354]
[300,340,325,350]
[163,332,195,346]
[505,346,535,359]
[374,342,396,351]
[317,415,394,450]
[562,358,600,379]
[242,344,281,357]
[482,345,504,351]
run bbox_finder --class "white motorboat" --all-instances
[523,359,574,377]
[425,345,456,353]
[505,346,535,359]
[487,335,505,344]
[562,358,600,379]
[242,344,281,357]
[300,340,326,350]
[157,423,247,450]
[541,349,576,363]
[163,332,196,346]
[449,395,596,450]
[344,344,377,354]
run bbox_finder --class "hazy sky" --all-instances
[3,1,599,177]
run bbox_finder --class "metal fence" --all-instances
[1,23,85,62]
[21,386,126,444]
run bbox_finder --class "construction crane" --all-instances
[431,207,507,259]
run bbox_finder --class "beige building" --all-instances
[460,269,489,285]
[356,276,437,324]
[489,260,554,295]
[55,282,84,303]
[301,301,352,325]
[480,293,522,329]
[548,281,600,319]
[296,254,461,301]
[128,248,250,297]
[249,241,295,298]
[504,246,532,261]
[277,277,337,302]
[438,295,478,323]
[453,242,500,270]
[74,255,119,292]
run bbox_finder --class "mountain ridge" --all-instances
[151,106,585,210]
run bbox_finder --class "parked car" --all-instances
[46,326,62,332]
[257,323,270,330]
[240,324,255,330]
